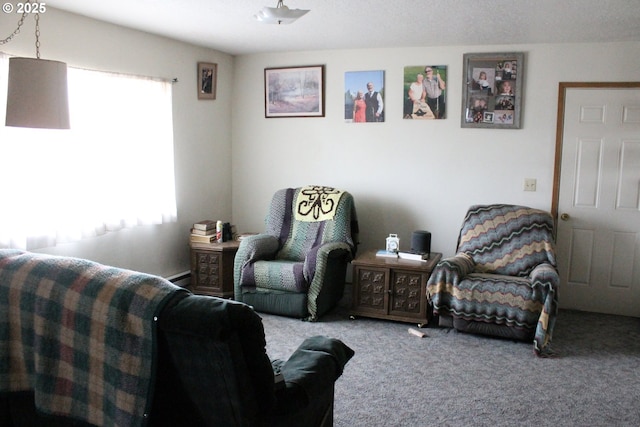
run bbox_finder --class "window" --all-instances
[0,53,177,250]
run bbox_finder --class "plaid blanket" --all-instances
[0,249,186,426]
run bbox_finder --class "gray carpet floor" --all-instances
[261,288,640,426]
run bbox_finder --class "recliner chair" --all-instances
[427,204,559,356]
[234,186,358,320]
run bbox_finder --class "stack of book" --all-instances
[190,220,218,244]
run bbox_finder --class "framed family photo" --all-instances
[403,65,447,120]
[344,70,385,123]
[198,62,217,100]
[264,65,325,118]
[461,52,524,129]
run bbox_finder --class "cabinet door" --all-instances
[388,269,426,320]
[193,251,222,295]
[353,266,388,315]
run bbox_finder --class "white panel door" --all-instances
[557,87,640,316]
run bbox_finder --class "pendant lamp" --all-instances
[3,8,70,129]
[255,0,309,25]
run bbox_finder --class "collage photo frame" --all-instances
[461,52,524,129]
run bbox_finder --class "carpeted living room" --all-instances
[262,290,640,426]
[1,1,639,426]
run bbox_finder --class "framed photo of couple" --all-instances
[461,52,524,129]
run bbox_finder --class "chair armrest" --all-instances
[529,262,560,290]
[304,241,353,281]
[529,263,560,357]
[234,234,280,299]
[426,252,475,300]
[278,336,354,405]
[236,234,280,262]
[303,242,353,319]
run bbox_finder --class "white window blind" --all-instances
[0,53,177,250]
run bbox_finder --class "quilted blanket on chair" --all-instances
[428,205,559,357]
[0,250,185,426]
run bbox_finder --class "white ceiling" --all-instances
[44,0,640,56]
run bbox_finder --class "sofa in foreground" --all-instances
[0,249,354,426]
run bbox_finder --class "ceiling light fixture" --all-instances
[2,3,70,129]
[255,0,309,25]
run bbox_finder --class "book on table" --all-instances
[190,233,218,244]
[397,251,429,261]
[376,249,398,258]
[191,227,216,236]
[193,220,216,231]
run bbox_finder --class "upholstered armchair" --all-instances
[234,186,358,320]
[426,204,559,356]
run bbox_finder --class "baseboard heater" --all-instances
[166,271,191,288]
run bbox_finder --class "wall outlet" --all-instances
[524,178,537,192]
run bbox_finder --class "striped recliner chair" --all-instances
[234,186,358,320]
[427,204,559,356]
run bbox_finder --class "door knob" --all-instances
[560,213,570,221]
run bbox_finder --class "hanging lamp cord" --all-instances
[34,10,40,58]
[1,0,39,58]
[0,9,29,46]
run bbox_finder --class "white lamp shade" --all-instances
[6,57,70,129]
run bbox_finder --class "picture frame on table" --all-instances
[264,65,325,118]
[461,52,524,129]
[198,62,217,100]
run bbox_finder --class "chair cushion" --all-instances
[251,259,308,292]
[439,272,544,330]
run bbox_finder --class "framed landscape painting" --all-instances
[461,52,524,129]
[264,65,325,118]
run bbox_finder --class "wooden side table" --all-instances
[350,251,442,326]
[189,240,240,298]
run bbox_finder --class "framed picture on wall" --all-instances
[461,52,524,129]
[344,70,385,123]
[264,65,325,118]
[403,65,447,120]
[198,62,217,100]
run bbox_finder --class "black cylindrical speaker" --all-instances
[411,230,431,254]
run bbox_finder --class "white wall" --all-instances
[231,42,640,257]
[1,8,233,277]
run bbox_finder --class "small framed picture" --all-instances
[264,65,325,118]
[461,52,524,129]
[198,62,217,100]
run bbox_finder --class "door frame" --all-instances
[551,82,640,219]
